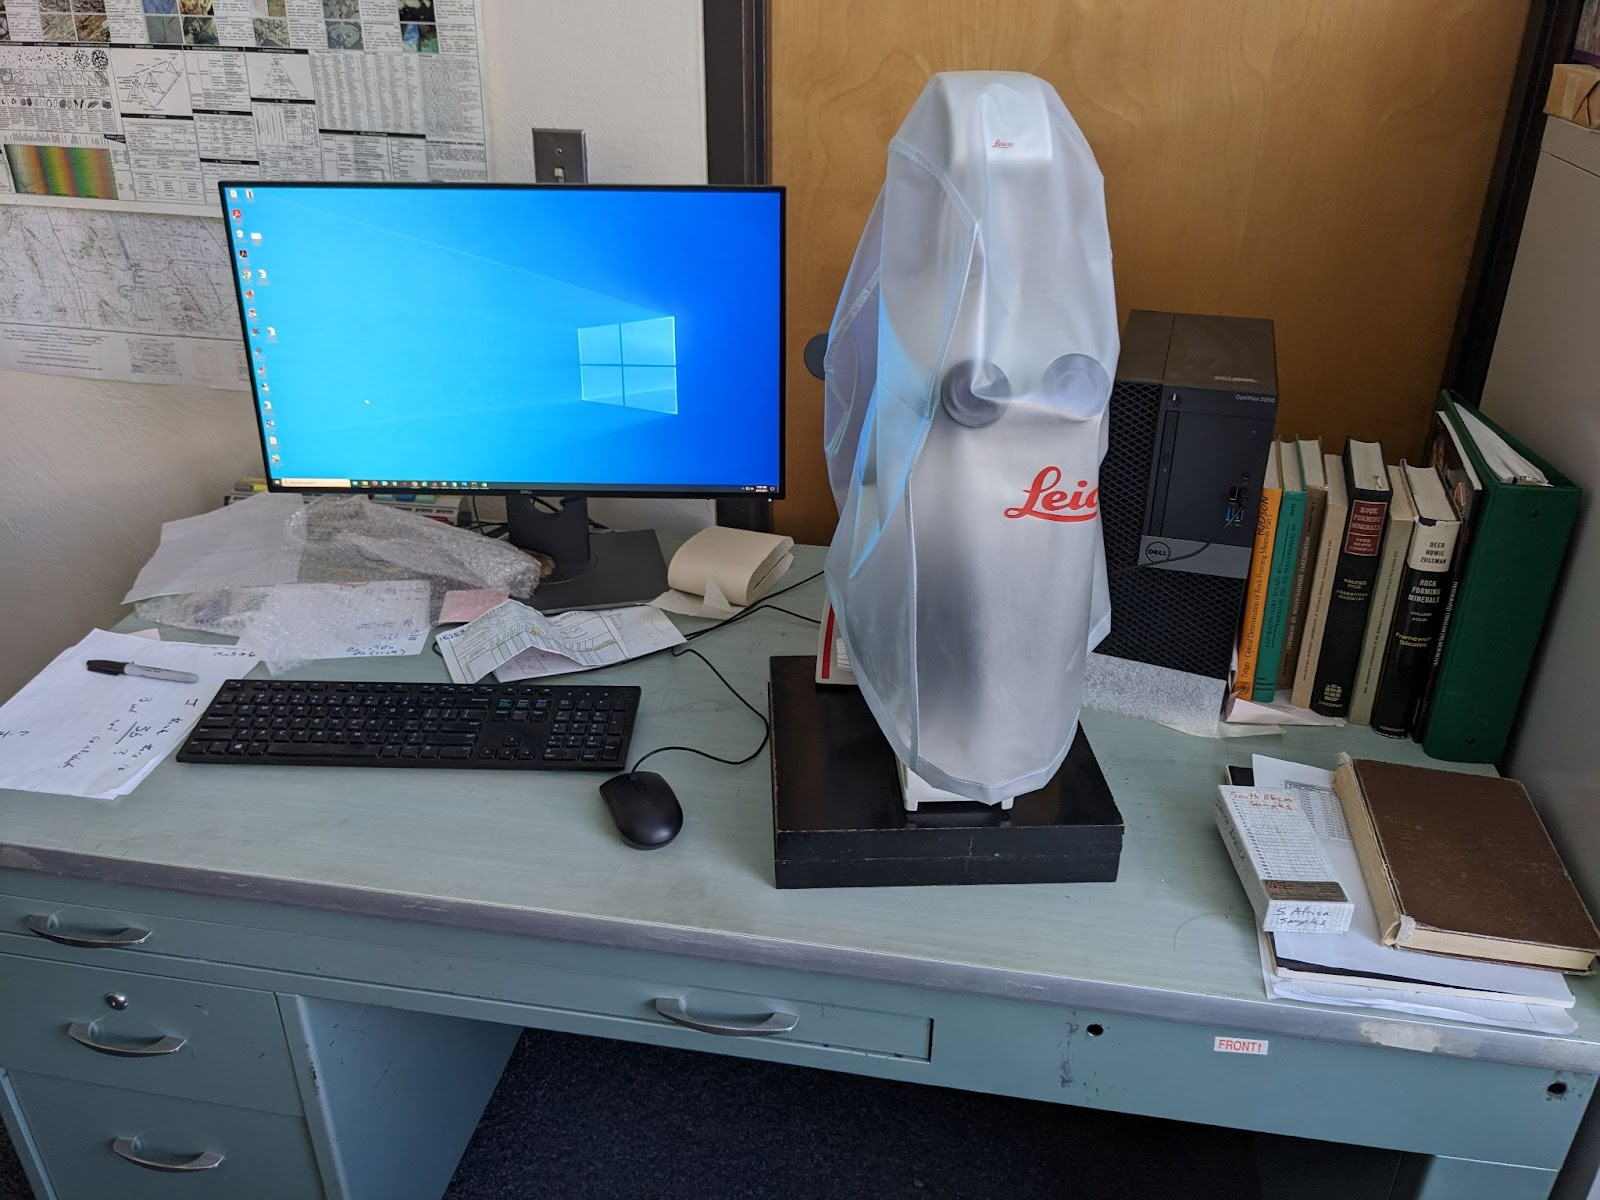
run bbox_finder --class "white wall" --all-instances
[1478,118,1600,1200]
[0,0,707,700]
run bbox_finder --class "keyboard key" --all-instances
[266,741,379,758]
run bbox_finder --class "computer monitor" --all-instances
[219,181,785,610]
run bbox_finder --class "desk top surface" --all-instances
[2,547,1596,1070]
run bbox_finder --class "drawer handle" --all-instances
[68,1022,187,1058]
[27,914,151,949]
[111,1138,223,1173]
[653,996,799,1037]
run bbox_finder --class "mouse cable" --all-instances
[627,572,826,769]
[628,646,771,774]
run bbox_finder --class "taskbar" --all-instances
[278,477,780,496]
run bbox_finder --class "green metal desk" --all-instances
[0,550,1593,1199]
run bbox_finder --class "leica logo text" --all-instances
[1004,466,1099,523]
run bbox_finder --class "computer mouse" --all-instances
[598,771,684,850]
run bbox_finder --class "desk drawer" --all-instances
[3,895,176,957]
[0,953,301,1115]
[508,968,933,1063]
[11,1072,321,1200]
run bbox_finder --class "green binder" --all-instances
[1420,393,1580,763]
[1253,464,1304,700]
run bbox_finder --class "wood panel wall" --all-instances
[771,0,1531,543]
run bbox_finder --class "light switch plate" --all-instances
[532,129,587,184]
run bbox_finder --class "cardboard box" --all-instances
[1546,63,1600,129]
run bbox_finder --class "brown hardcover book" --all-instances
[1333,757,1600,972]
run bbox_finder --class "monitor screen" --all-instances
[221,183,784,498]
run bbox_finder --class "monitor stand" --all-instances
[505,496,669,613]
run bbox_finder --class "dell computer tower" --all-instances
[1098,311,1279,681]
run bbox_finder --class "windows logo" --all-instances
[577,317,677,414]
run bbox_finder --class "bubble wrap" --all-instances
[1083,653,1276,739]
[135,496,543,673]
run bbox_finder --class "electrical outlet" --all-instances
[532,129,587,184]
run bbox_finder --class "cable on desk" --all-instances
[624,573,826,774]
[680,570,824,643]
[628,647,770,775]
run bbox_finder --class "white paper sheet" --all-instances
[1262,938,1577,1034]
[0,629,258,801]
[1454,403,1549,486]
[123,492,303,603]
[652,575,737,620]
[1251,754,1575,1009]
[434,600,686,684]
[242,580,431,662]
[1224,692,1341,727]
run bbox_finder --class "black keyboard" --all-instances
[177,679,640,770]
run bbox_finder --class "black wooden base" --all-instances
[767,657,1124,889]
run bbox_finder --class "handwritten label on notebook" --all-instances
[1214,785,1353,934]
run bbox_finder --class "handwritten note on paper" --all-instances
[0,629,259,801]
[245,580,431,662]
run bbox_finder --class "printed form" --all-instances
[436,600,685,684]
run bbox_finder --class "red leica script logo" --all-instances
[992,138,1014,149]
[1004,466,1099,523]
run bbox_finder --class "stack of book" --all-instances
[1217,754,1599,1032]
[1232,394,1580,762]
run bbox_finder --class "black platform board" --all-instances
[768,656,1124,889]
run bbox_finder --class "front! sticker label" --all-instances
[1214,1036,1269,1055]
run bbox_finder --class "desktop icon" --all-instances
[245,189,254,200]
[250,327,258,336]
[266,419,274,427]
[262,400,271,409]
[231,208,242,219]
[251,233,262,244]
[242,269,252,280]
[238,249,248,260]
[266,326,275,339]
[235,229,244,240]
[271,454,280,463]
[244,290,254,299]
[228,189,238,200]
[257,270,268,284]
[269,436,278,446]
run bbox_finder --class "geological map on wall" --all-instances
[0,204,247,385]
